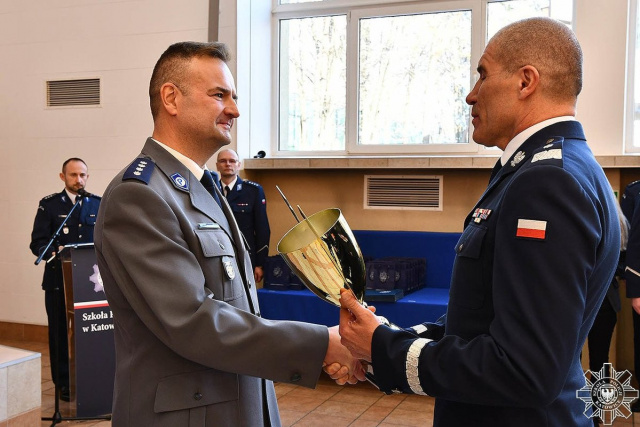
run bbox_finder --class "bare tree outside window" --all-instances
[358,11,471,146]
[280,16,346,151]
[276,0,573,154]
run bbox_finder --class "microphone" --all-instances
[253,150,266,158]
[76,188,92,198]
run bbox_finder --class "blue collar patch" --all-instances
[170,173,189,191]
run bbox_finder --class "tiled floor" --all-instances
[1,337,639,426]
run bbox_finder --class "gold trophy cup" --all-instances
[277,207,367,306]
[276,189,395,388]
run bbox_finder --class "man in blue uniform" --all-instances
[335,17,620,426]
[621,180,640,412]
[29,158,101,402]
[216,148,270,283]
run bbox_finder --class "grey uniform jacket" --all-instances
[95,139,328,427]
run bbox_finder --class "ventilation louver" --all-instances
[365,175,442,210]
[47,78,100,107]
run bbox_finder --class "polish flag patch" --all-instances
[516,219,547,240]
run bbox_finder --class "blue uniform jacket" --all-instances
[622,180,640,298]
[30,190,101,290]
[223,176,270,268]
[371,121,620,426]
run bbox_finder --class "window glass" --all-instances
[280,0,324,4]
[358,11,471,146]
[275,0,574,154]
[279,15,347,151]
[487,0,572,40]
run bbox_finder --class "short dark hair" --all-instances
[62,158,87,173]
[491,17,583,101]
[149,41,232,120]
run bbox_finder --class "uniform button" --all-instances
[290,373,301,382]
[194,392,203,401]
[78,224,82,228]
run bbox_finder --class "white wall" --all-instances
[0,0,636,325]
[0,0,209,325]
[574,0,629,155]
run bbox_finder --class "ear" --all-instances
[59,172,65,182]
[517,65,540,100]
[159,83,179,116]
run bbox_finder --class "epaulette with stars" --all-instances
[123,157,155,184]
[530,136,564,167]
[244,180,261,187]
[42,193,58,201]
[626,179,640,191]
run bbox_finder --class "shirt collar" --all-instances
[223,177,238,191]
[152,138,206,180]
[500,116,575,165]
[64,189,80,203]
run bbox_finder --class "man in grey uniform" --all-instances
[95,41,362,426]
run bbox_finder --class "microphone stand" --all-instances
[36,194,111,426]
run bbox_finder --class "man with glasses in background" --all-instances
[216,148,270,283]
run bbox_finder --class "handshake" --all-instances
[323,289,385,385]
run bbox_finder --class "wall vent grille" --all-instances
[47,78,100,107]
[364,175,442,210]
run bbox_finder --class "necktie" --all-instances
[201,170,222,207]
[224,185,231,198]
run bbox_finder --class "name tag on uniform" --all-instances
[197,223,220,230]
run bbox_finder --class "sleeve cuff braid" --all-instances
[405,338,431,395]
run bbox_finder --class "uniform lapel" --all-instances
[467,121,585,225]
[226,177,242,203]
[215,184,255,292]
[141,139,234,240]
[140,139,254,292]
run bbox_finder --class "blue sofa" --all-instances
[257,230,461,327]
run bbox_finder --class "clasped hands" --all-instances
[323,289,384,385]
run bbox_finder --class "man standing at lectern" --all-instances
[30,157,101,402]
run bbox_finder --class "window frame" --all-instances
[270,0,569,157]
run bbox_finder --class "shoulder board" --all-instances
[626,179,640,190]
[123,158,155,184]
[244,180,261,187]
[530,137,564,166]
[42,193,58,201]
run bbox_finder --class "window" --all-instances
[274,0,573,155]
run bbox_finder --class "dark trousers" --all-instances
[45,289,69,388]
[587,300,617,375]
[634,308,640,379]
